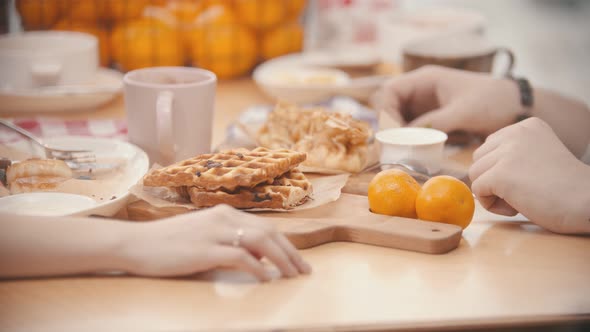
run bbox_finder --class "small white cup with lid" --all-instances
[375,127,448,174]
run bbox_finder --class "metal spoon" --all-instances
[361,159,431,182]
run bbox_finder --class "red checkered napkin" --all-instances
[0,118,128,144]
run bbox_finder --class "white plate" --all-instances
[0,68,123,113]
[0,136,149,217]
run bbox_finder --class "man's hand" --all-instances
[469,117,590,234]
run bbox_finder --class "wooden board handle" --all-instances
[269,217,463,254]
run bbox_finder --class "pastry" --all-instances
[257,102,372,173]
[9,176,71,194]
[6,159,73,194]
[6,158,72,184]
[143,147,306,191]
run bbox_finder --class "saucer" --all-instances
[0,68,123,113]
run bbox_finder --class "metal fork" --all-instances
[0,119,96,168]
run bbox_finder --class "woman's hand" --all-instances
[372,66,523,135]
[469,117,590,234]
[122,205,312,281]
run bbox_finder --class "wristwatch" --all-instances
[509,76,534,122]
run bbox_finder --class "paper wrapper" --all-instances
[221,121,380,175]
[130,171,350,212]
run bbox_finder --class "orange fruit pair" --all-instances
[368,170,475,229]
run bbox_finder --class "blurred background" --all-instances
[408,0,590,104]
[1,0,589,103]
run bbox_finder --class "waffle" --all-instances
[257,102,372,173]
[143,147,307,191]
[185,168,312,209]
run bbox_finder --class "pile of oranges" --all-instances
[16,0,306,78]
[368,169,475,229]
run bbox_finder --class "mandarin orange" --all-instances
[416,175,475,229]
[110,18,184,71]
[16,0,64,29]
[107,0,150,22]
[235,0,287,30]
[260,21,303,60]
[166,0,204,23]
[368,169,421,218]
[61,0,148,23]
[189,23,257,79]
[182,2,236,54]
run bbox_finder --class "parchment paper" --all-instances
[130,172,350,212]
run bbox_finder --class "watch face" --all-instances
[514,77,534,107]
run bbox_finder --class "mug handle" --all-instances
[495,47,515,78]
[31,63,62,86]
[156,90,175,165]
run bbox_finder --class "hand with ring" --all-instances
[120,205,312,281]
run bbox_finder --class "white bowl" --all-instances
[253,53,393,103]
[375,127,448,174]
[0,193,98,216]
[253,54,350,103]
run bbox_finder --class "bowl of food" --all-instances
[253,54,350,103]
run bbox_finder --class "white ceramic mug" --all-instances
[376,127,448,174]
[377,7,487,63]
[402,33,514,77]
[123,67,217,165]
[0,31,98,90]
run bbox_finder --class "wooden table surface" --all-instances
[1,79,589,332]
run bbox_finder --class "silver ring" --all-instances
[232,228,244,247]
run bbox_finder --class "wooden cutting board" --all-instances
[127,193,463,255]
